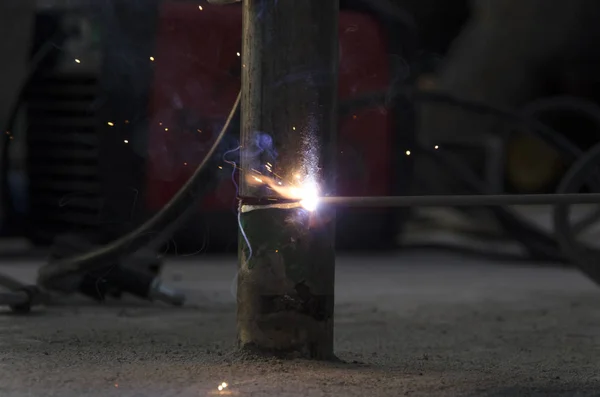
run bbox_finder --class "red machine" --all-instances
[145,1,411,250]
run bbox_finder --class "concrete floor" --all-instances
[1,253,600,396]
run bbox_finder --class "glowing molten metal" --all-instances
[246,174,321,211]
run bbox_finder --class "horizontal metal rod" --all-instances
[320,193,600,208]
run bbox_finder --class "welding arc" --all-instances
[36,92,241,289]
[321,193,600,208]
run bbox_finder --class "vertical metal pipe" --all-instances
[237,0,338,359]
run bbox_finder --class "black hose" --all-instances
[36,92,241,289]
[523,95,600,127]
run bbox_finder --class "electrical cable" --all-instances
[1,87,239,307]
[36,92,241,290]
[523,95,600,128]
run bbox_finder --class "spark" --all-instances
[125,120,129,124]
[107,122,114,127]
[236,52,241,57]
[184,162,188,166]
[74,59,81,64]
[149,56,155,61]
[199,5,203,10]
[292,126,296,131]
[218,166,223,169]
[405,150,411,156]
[165,128,169,131]
[246,174,320,211]
[434,145,439,150]
[217,382,229,392]
[298,181,319,211]
[123,139,128,144]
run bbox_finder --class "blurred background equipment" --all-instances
[409,0,600,257]
[3,0,600,310]
[18,1,159,247]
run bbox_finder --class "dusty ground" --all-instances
[1,252,600,396]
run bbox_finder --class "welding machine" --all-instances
[19,0,414,251]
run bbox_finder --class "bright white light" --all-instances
[244,173,321,211]
[299,182,319,211]
[217,381,228,392]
